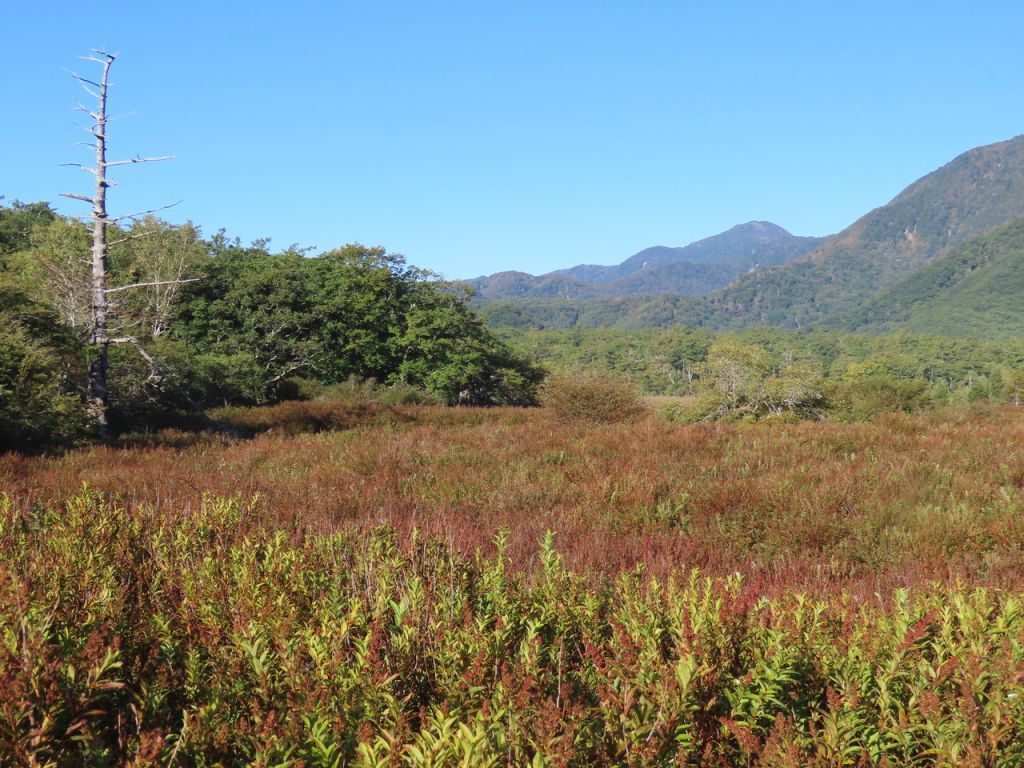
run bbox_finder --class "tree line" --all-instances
[0,200,543,449]
[505,326,1024,420]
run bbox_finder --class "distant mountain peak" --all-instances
[465,221,822,301]
[730,220,791,234]
[474,133,1024,337]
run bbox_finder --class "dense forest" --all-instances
[499,325,1024,422]
[0,200,542,448]
[836,216,1024,337]
[504,326,1024,398]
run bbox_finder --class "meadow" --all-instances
[4,401,1024,765]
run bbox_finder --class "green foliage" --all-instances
[108,217,209,338]
[691,340,828,421]
[0,200,56,257]
[5,490,1024,765]
[279,376,442,407]
[173,241,543,406]
[477,294,709,331]
[395,281,544,405]
[838,216,1024,339]
[0,287,87,449]
[832,376,934,420]
[539,375,646,423]
[0,202,545,448]
[505,326,1024,413]
[1006,369,1024,407]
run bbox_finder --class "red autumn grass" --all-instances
[2,400,1023,597]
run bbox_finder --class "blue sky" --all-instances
[6,1,1024,278]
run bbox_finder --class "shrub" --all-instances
[833,375,933,420]
[315,376,442,406]
[276,376,326,401]
[540,375,646,423]
[660,395,721,424]
[374,380,442,406]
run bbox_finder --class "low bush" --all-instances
[659,394,721,424]
[540,375,646,423]
[308,376,440,405]
[276,376,326,401]
[833,375,934,420]
[211,399,385,435]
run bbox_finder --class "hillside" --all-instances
[467,221,822,300]
[480,135,1024,334]
[696,134,1024,329]
[481,294,706,330]
[836,216,1024,338]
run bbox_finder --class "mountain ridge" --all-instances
[467,221,823,301]
[477,133,1024,337]
[695,133,1024,329]
[831,215,1024,339]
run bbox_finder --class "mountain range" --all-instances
[473,134,1024,338]
[466,222,823,301]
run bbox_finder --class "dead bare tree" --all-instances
[60,50,199,438]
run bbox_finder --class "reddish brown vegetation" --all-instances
[3,401,1023,596]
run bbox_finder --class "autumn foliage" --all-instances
[3,403,1024,764]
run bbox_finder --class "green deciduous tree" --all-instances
[696,340,827,420]
[173,243,543,405]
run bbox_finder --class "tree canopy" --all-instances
[0,201,544,447]
[172,241,543,405]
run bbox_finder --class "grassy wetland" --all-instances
[4,400,1024,765]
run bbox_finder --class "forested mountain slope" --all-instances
[835,216,1024,338]
[691,134,1024,329]
[480,135,1024,334]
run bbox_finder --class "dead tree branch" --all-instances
[112,201,183,223]
[104,277,201,294]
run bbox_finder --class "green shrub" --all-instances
[660,395,720,424]
[0,326,87,449]
[276,376,326,401]
[5,491,1024,765]
[374,380,442,406]
[540,376,646,423]
[833,375,933,420]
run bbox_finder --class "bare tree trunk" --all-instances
[87,52,113,438]
[61,50,182,440]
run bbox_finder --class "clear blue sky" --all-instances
[6,1,1024,278]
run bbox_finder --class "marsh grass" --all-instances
[4,403,1024,763]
